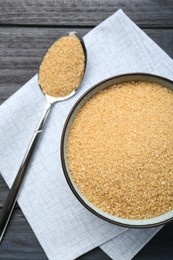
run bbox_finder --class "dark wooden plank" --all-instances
[0,0,173,28]
[0,27,173,105]
[134,222,173,259]
[0,209,48,260]
[0,176,10,206]
[77,248,111,260]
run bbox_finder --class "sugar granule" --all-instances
[67,81,173,219]
[39,34,85,97]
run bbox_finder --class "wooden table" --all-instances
[0,1,173,259]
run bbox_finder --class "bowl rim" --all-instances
[61,72,173,228]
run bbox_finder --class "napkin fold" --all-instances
[0,9,173,260]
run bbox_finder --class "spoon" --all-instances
[0,32,87,242]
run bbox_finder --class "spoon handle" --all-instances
[0,101,52,242]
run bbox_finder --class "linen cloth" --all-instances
[0,9,173,260]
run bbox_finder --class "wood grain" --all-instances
[0,0,173,27]
[0,27,173,104]
[0,209,48,260]
[0,1,173,259]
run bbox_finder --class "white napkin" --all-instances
[0,9,173,260]
[101,226,162,260]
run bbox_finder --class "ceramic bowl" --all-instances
[61,73,173,228]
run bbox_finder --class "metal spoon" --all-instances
[0,32,87,242]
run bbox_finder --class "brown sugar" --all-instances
[67,81,173,219]
[39,34,85,97]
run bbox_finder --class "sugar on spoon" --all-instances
[0,32,87,242]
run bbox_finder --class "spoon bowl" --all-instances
[39,31,87,101]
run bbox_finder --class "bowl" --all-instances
[61,73,173,228]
